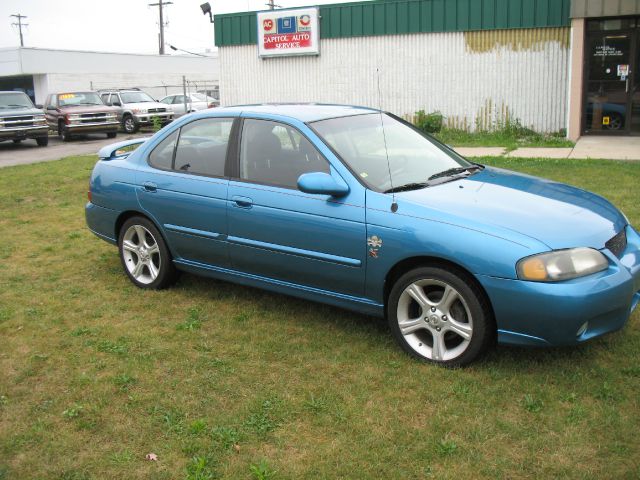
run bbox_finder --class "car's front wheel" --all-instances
[36,136,49,147]
[118,217,177,289]
[122,115,139,134]
[387,266,494,367]
[107,131,117,139]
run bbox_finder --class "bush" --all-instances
[414,110,444,134]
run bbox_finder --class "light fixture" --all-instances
[200,2,213,23]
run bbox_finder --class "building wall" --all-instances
[0,47,219,104]
[220,27,570,133]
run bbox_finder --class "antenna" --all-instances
[376,68,398,213]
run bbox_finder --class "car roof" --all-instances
[215,103,380,123]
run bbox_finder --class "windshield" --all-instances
[0,92,34,109]
[121,92,155,104]
[311,113,472,192]
[58,92,104,107]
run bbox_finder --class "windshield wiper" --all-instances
[428,165,483,181]
[384,182,430,194]
[6,104,29,108]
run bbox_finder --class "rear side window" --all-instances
[148,130,178,170]
[173,118,234,177]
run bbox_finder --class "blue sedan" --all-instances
[86,104,640,366]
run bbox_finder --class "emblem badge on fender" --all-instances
[367,235,383,258]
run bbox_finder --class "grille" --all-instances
[147,108,166,113]
[80,113,107,123]
[3,115,34,127]
[605,229,627,258]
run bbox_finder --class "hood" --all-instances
[58,105,118,114]
[396,166,626,250]
[0,106,44,117]
[125,102,168,110]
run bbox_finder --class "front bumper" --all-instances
[477,225,640,347]
[0,125,49,140]
[133,113,173,125]
[67,121,119,134]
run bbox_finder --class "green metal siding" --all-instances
[214,0,571,47]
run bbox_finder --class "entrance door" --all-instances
[583,18,639,135]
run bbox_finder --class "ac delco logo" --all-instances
[263,19,274,31]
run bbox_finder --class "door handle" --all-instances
[143,181,157,192]
[232,196,253,208]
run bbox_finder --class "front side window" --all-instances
[312,113,471,192]
[173,95,186,105]
[161,96,174,104]
[110,94,121,105]
[173,118,234,177]
[100,94,109,104]
[240,119,329,189]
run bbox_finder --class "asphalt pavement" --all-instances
[0,132,148,168]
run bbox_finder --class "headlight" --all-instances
[516,248,608,282]
[132,108,147,114]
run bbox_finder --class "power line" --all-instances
[148,0,173,55]
[10,14,28,47]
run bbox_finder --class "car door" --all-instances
[108,93,124,122]
[227,117,367,297]
[136,116,237,267]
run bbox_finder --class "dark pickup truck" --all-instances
[45,91,119,141]
[0,91,49,147]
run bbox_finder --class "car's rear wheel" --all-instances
[605,112,623,131]
[118,217,177,289]
[387,266,493,367]
[122,115,138,134]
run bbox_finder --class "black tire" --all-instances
[59,121,71,142]
[122,115,139,134]
[36,136,49,147]
[118,216,177,290]
[12,139,22,144]
[107,131,117,139]
[387,266,494,367]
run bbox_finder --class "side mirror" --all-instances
[297,172,350,197]
[35,104,43,109]
[46,105,56,111]
[112,102,122,107]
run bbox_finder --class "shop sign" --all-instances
[257,7,319,57]
[593,45,623,57]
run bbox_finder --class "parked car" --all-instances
[159,93,218,118]
[86,104,640,366]
[44,91,119,141]
[0,91,48,147]
[99,89,174,134]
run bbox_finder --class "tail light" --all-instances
[208,102,216,108]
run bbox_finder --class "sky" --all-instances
[0,0,359,56]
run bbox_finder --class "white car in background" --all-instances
[159,93,218,118]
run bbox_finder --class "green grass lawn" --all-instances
[1,156,639,479]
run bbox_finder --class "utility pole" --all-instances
[148,0,173,55]
[10,14,28,47]
[266,0,281,10]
